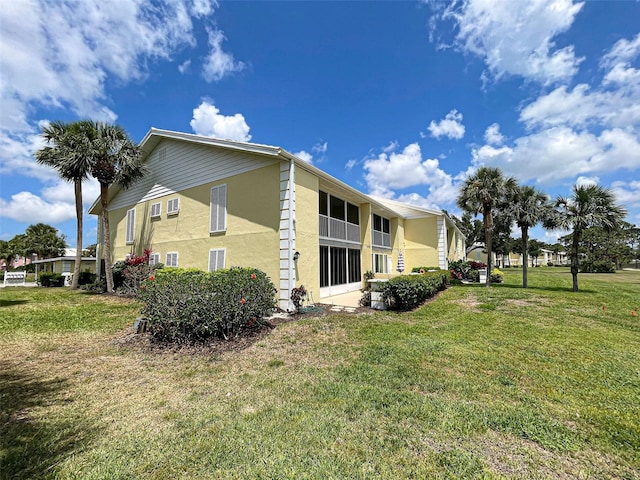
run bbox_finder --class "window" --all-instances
[150,202,161,218]
[210,184,227,233]
[320,246,361,288]
[208,248,226,272]
[347,202,359,225]
[319,191,328,216]
[126,208,135,244]
[330,195,345,220]
[373,253,389,274]
[167,198,180,215]
[372,213,391,248]
[148,252,160,266]
[166,252,178,267]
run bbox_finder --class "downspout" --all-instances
[287,158,296,311]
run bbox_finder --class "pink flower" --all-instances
[240,298,246,305]
[149,275,155,281]
[250,273,257,280]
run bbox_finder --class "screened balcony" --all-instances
[318,191,361,244]
[372,213,391,248]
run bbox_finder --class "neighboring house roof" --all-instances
[371,196,465,239]
[32,256,96,264]
[88,128,462,233]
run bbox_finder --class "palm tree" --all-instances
[36,120,93,289]
[86,122,146,293]
[509,185,552,288]
[457,167,518,287]
[555,184,627,292]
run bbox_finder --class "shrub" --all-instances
[291,285,308,311]
[490,268,504,284]
[116,249,163,296]
[381,271,448,311]
[411,266,441,273]
[77,271,96,285]
[468,261,487,270]
[39,272,65,287]
[140,267,277,343]
[580,260,615,273]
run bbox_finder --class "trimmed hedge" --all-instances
[381,271,448,311]
[39,272,65,287]
[140,267,277,343]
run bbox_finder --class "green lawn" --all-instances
[1,268,639,479]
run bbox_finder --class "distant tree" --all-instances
[575,222,636,271]
[445,211,484,254]
[0,240,14,268]
[491,211,514,268]
[554,184,627,291]
[36,120,94,289]
[83,243,98,257]
[528,239,543,267]
[8,235,28,262]
[23,223,66,259]
[457,167,518,286]
[508,185,552,287]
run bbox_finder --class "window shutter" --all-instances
[167,198,179,215]
[126,208,135,244]
[210,185,227,233]
[166,252,178,267]
[208,249,226,272]
[150,202,161,217]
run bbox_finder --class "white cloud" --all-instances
[435,0,584,84]
[0,0,218,132]
[428,109,465,140]
[575,176,599,187]
[345,159,357,170]
[484,123,504,145]
[0,191,76,224]
[612,180,640,209]
[293,141,328,164]
[202,28,245,82]
[519,84,640,130]
[363,142,459,207]
[0,127,53,181]
[190,101,251,141]
[472,126,640,184]
[178,59,192,74]
[294,151,313,164]
[601,33,640,68]
[312,141,328,154]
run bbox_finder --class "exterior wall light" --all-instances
[293,251,300,261]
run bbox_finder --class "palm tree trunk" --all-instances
[71,179,83,290]
[522,226,529,289]
[100,183,114,293]
[571,231,580,292]
[484,208,493,287]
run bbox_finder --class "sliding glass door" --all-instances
[320,245,362,297]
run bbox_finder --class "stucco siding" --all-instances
[403,217,440,269]
[293,167,321,301]
[109,163,282,285]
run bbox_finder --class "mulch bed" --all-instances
[113,303,369,356]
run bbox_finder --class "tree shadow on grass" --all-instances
[491,283,596,294]
[0,299,29,307]
[0,361,97,479]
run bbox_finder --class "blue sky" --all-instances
[1,0,639,249]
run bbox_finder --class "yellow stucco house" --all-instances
[89,129,465,310]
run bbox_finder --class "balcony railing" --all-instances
[372,230,391,248]
[319,215,361,243]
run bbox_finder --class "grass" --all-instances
[1,268,639,479]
